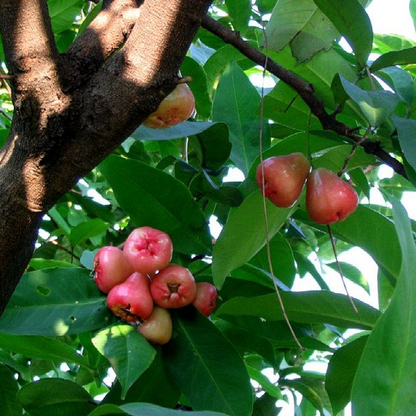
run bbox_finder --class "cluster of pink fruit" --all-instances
[93,226,217,345]
[256,152,358,224]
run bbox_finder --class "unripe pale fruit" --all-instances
[256,153,311,207]
[142,83,195,129]
[192,282,217,317]
[138,306,173,345]
[93,246,134,293]
[107,272,153,322]
[306,168,358,225]
[123,226,173,275]
[150,264,197,309]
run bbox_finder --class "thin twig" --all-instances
[327,225,358,313]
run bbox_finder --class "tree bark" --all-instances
[0,0,212,317]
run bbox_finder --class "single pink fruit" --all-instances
[150,264,197,309]
[192,282,217,317]
[93,246,134,293]
[306,168,359,225]
[107,272,153,322]
[123,226,173,275]
[142,83,195,129]
[256,153,311,207]
[138,306,173,345]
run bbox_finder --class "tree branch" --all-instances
[201,15,407,179]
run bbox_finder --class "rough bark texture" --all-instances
[0,0,212,317]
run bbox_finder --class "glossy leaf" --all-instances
[225,0,251,33]
[326,335,368,414]
[132,121,221,141]
[212,190,295,289]
[0,333,89,367]
[92,324,156,400]
[217,290,381,329]
[371,46,416,71]
[313,0,373,67]
[340,76,399,126]
[121,403,229,416]
[352,198,416,414]
[0,268,111,336]
[99,155,212,255]
[18,378,95,416]
[165,308,253,416]
[212,61,268,175]
[69,218,108,247]
[392,116,416,173]
[47,0,83,33]
[379,66,415,106]
[0,364,22,416]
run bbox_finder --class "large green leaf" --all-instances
[92,324,156,400]
[326,335,368,414]
[392,116,416,173]
[0,333,89,367]
[371,47,416,72]
[313,0,373,67]
[18,379,95,416]
[378,66,415,106]
[89,403,229,416]
[217,290,381,330]
[212,61,268,175]
[212,190,295,289]
[165,308,253,416]
[69,218,108,247]
[340,76,399,126]
[225,0,251,34]
[352,198,416,414]
[99,155,211,255]
[0,268,111,336]
[0,364,22,416]
[47,0,83,33]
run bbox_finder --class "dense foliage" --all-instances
[1,0,416,415]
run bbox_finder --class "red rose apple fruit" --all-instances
[150,264,197,309]
[123,226,173,275]
[306,168,358,225]
[256,153,311,208]
[192,282,217,317]
[142,83,195,129]
[107,272,153,322]
[93,246,134,293]
[138,306,173,345]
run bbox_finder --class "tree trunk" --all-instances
[0,0,212,317]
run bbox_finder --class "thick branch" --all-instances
[201,15,407,179]
[61,0,143,90]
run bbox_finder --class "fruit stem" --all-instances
[258,27,304,351]
[327,225,358,313]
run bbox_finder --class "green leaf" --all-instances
[132,121,221,141]
[411,0,416,34]
[212,190,295,289]
[352,197,416,414]
[92,324,156,400]
[378,66,415,106]
[392,116,416,173]
[247,366,282,399]
[212,61,268,175]
[18,378,95,416]
[99,155,212,255]
[225,0,251,34]
[326,335,368,415]
[217,290,381,329]
[295,205,402,281]
[313,0,373,67]
[326,261,370,293]
[121,403,229,416]
[0,268,111,336]
[103,349,180,408]
[340,76,399,126]
[87,404,127,416]
[253,394,282,416]
[69,218,108,247]
[0,333,89,367]
[370,47,416,72]
[0,364,22,416]
[165,308,254,416]
[47,0,83,33]
[282,377,332,414]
